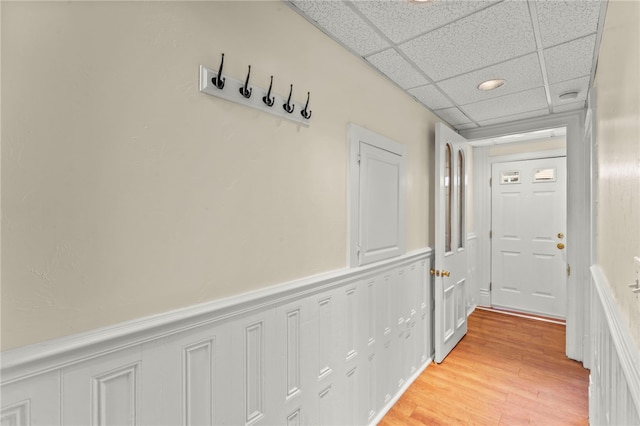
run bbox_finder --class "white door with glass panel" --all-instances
[434,123,468,363]
[491,157,567,318]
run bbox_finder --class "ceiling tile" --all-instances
[290,1,389,56]
[553,101,586,114]
[455,123,479,130]
[399,1,536,81]
[477,108,549,127]
[534,0,601,48]
[549,76,590,106]
[433,107,471,126]
[366,49,429,89]
[462,87,548,122]
[544,35,596,84]
[437,53,544,105]
[407,84,454,110]
[352,0,497,44]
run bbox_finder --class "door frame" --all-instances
[461,110,591,362]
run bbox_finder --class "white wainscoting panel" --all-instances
[1,250,433,426]
[589,265,640,425]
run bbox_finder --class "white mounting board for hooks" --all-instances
[199,65,311,127]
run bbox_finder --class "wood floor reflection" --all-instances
[380,308,589,425]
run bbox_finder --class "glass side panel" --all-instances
[445,144,452,253]
[458,149,465,249]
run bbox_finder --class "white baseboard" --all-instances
[589,264,640,425]
[1,249,433,425]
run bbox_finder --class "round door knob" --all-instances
[430,269,435,276]
[557,243,565,250]
[442,270,451,277]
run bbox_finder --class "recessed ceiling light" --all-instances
[477,79,506,91]
[559,91,579,100]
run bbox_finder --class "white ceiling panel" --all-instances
[433,107,471,126]
[407,84,454,111]
[399,1,536,81]
[288,0,605,130]
[437,53,544,105]
[366,49,430,89]
[290,1,389,56]
[462,87,548,122]
[535,0,602,48]
[456,122,479,130]
[544,35,597,84]
[553,101,586,114]
[477,108,549,127]
[549,76,590,106]
[352,0,498,44]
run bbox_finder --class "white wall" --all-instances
[1,1,439,350]
[593,0,640,351]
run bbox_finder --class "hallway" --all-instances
[381,309,589,425]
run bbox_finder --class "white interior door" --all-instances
[434,123,468,363]
[358,142,405,266]
[491,157,567,318]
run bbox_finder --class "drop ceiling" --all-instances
[289,0,606,130]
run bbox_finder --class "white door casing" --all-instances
[434,123,468,363]
[491,157,567,318]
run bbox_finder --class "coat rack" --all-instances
[199,54,312,127]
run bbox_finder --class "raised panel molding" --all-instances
[318,297,333,380]
[286,310,301,399]
[92,363,139,426]
[183,339,214,426]
[245,322,264,425]
[1,250,434,426]
[0,400,30,426]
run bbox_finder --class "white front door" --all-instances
[491,157,567,318]
[434,123,468,363]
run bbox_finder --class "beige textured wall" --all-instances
[594,0,640,349]
[1,1,438,350]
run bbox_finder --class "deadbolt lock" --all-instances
[557,232,564,239]
[557,243,565,250]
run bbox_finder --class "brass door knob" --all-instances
[430,269,435,276]
[557,243,565,250]
[442,270,451,277]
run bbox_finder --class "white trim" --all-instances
[590,264,640,423]
[1,249,431,385]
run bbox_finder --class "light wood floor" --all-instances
[380,308,589,425]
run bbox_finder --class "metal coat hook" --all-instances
[283,84,295,114]
[212,53,225,90]
[301,92,312,119]
[263,76,275,107]
[239,65,252,99]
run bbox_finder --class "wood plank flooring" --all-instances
[380,308,589,425]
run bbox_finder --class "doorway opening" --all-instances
[469,127,568,320]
